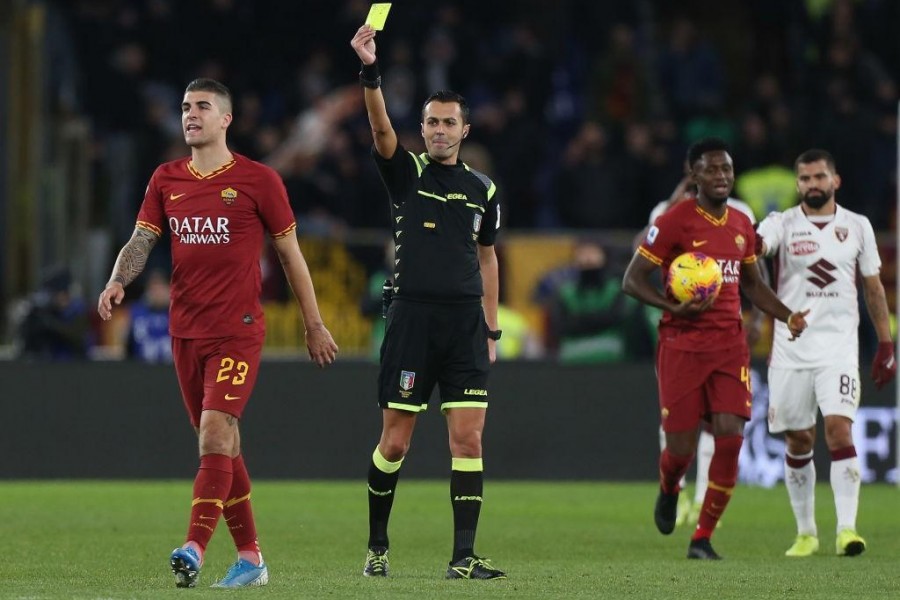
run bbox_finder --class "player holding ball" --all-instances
[622,137,808,559]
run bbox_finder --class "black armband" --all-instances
[359,61,381,89]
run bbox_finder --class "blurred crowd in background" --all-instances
[9,0,899,361]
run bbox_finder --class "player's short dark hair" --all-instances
[184,78,233,113]
[795,148,836,173]
[421,90,470,124]
[686,137,730,169]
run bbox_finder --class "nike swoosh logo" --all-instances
[224,394,241,401]
[170,193,186,201]
[692,240,708,247]
[199,515,217,520]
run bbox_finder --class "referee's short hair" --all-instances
[422,90,470,124]
[687,137,730,169]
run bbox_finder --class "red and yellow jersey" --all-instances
[137,153,296,338]
[638,199,758,350]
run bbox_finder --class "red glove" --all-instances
[872,342,897,390]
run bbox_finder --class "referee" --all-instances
[351,25,506,580]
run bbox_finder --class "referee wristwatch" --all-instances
[487,329,502,341]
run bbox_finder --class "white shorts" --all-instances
[767,363,860,434]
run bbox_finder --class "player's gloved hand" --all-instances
[871,341,897,390]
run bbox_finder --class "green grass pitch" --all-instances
[3,481,899,599]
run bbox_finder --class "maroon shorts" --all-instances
[656,339,751,433]
[172,332,265,427]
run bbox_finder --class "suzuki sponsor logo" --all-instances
[806,259,837,289]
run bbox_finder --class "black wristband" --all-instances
[359,61,381,88]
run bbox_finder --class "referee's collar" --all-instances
[422,153,464,170]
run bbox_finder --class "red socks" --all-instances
[186,453,233,550]
[660,448,694,494]
[693,435,742,540]
[223,454,260,553]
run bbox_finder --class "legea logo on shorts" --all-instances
[464,388,487,396]
[169,216,231,244]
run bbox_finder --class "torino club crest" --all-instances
[835,227,849,242]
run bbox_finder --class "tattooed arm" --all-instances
[97,227,160,321]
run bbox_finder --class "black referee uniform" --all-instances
[374,143,500,411]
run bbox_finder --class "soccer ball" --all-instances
[667,252,723,303]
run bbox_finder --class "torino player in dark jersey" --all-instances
[622,138,808,560]
[97,78,337,589]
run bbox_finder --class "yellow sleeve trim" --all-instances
[637,247,662,265]
[272,223,297,239]
[373,447,404,473]
[742,254,758,264]
[451,457,484,472]
[137,221,162,237]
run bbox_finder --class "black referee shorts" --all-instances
[378,298,490,412]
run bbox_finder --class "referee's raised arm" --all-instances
[351,25,397,159]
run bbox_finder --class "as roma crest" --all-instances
[221,187,238,205]
[835,227,848,242]
[734,234,746,252]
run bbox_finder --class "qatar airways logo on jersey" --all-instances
[790,240,819,256]
[169,216,231,244]
[716,258,741,284]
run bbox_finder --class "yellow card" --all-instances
[365,3,391,30]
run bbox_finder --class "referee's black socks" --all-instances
[367,446,403,549]
[450,457,484,561]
